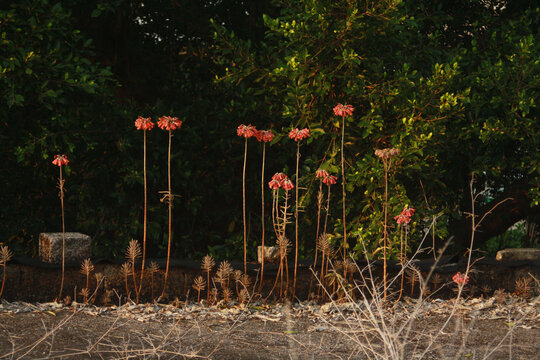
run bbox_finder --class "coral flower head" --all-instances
[268,179,281,190]
[135,116,154,131]
[316,169,329,179]
[333,103,354,117]
[322,175,337,186]
[394,206,415,225]
[255,129,274,143]
[237,124,257,138]
[289,128,310,142]
[52,154,69,167]
[158,116,182,131]
[452,272,469,285]
[272,172,288,183]
[282,179,294,191]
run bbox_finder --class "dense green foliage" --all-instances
[0,0,538,260]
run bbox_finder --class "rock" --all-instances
[496,248,540,262]
[257,246,280,264]
[39,232,92,264]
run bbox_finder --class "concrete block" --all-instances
[39,232,92,264]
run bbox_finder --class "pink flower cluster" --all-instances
[323,175,337,185]
[333,103,354,117]
[268,172,294,191]
[158,116,182,131]
[52,154,69,167]
[134,116,154,131]
[452,272,469,285]
[288,128,310,142]
[255,129,274,143]
[316,169,337,185]
[394,206,415,225]
[237,124,257,138]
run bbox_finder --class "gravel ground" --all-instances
[0,296,539,359]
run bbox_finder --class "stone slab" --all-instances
[39,232,92,264]
[257,246,280,264]
[496,248,540,262]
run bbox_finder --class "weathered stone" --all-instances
[39,232,92,264]
[257,246,280,264]
[496,248,540,262]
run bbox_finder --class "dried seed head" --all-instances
[233,270,243,282]
[201,254,215,272]
[79,287,90,299]
[126,239,142,262]
[120,262,132,277]
[343,258,356,274]
[239,274,251,289]
[0,245,13,265]
[276,236,291,256]
[80,258,95,276]
[317,233,332,254]
[238,288,249,304]
[514,277,532,298]
[94,272,104,283]
[222,287,233,302]
[192,275,206,292]
[430,273,442,285]
[148,261,160,274]
[217,261,233,279]
[210,288,219,304]
[494,289,506,304]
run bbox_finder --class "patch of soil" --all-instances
[4,257,540,304]
[0,305,538,359]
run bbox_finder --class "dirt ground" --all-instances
[0,301,538,360]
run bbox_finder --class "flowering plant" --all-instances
[52,153,69,300]
[288,128,310,141]
[322,175,337,186]
[158,116,182,131]
[452,272,470,285]
[52,154,69,167]
[159,115,182,298]
[135,116,154,131]
[333,103,354,117]
[255,129,274,143]
[394,206,415,225]
[134,116,154,303]
[316,169,329,179]
[237,123,257,273]
[333,103,354,266]
[237,124,257,138]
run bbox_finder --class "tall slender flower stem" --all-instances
[313,180,323,272]
[292,141,300,300]
[333,104,354,262]
[137,130,148,303]
[382,159,389,301]
[374,147,399,302]
[340,115,347,262]
[283,189,290,296]
[258,143,266,293]
[324,184,331,234]
[242,138,248,275]
[162,130,173,297]
[58,166,66,300]
[288,128,308,301]
[134,116,154,301]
